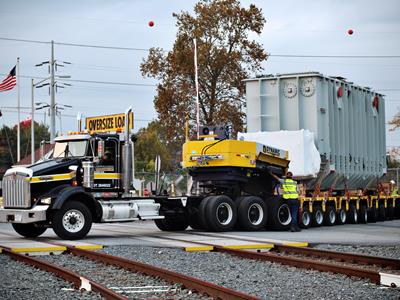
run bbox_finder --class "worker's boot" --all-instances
[290,224,301,232]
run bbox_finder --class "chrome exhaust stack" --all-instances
[122,107,133,194]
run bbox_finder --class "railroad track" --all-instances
[127,231,400,288]
[0,243,259,300]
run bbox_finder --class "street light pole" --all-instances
[31,79,35,164]
[50,40,56,143]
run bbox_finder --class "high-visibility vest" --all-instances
[392,187,398,196]
[282,178,298,199]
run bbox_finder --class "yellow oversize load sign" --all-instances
[86,112,134,133]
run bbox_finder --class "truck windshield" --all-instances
[52,140,87,158]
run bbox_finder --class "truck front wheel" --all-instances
[12,223,47,238]
[52,201,92,240]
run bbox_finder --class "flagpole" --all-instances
[17,57,20,162]
[31,79,35,164]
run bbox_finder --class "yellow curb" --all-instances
[11,246,67,253]
[184,246,214,252]
[74,244,103,250]
[282,242,309,247]
[223,243,274,250]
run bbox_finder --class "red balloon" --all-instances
[347,29,353,35]
[148,21,154,27]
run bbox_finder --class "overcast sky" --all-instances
[0,0,399,149]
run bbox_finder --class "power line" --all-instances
[1,36,400,59]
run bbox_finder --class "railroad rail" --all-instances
[1,247,126,300]
[129,232,400,287]
[0,241,259,300]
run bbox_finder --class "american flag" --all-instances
[0,66,17,92]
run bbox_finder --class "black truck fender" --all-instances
[50,186,102,222]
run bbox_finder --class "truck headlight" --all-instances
[41,197,52,205]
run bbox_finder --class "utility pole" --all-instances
[50,40,56,143]
[17,57,21,161]
[31,79,35,164]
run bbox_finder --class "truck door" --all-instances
[94,139,120,190]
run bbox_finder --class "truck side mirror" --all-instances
[97,140,104,159]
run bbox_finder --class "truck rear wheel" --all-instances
[154,216,189,231]
[12,223,47,238]
[336,208,347,225]
[311,206,324,227]
[347,204,358,224]
[359,204,368,224]
[204,195,237,232]
[299,207,311,229]
[324,206,336,226]
[267,197,291,231]
[237,196,267,231]
[52,201,92,240]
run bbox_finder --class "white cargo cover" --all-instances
[238,130,321,178]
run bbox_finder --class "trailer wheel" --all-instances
[267,197,291,231]
[378,203,386,221]
[336,208,347,225]
[347,204,358,224]
[311,206,324,227]
[154,216,189,231]
[386,202,394,220]
[197,196,215,231]
[299,207,311,229]
[204,195,237,232]
[368,206,378,223]
[395,200,400,219]
[359,205,368,224]
[324,206,336,226]
[52,201,92,240]
[12,223,47,238]
[237,196,267,231]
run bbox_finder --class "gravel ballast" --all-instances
[0,254,101,300]
[314,244,400,259]
[40,253,210,299]
[100,245,400,300]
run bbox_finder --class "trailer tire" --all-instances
[386,202,394,220]
[12,223,47,238]
[347,204,358,224]
[311,206,324,227]
[155,216,189,231]
[204,195,237,232]
[197,196,215,231]
[378,203,386,221]
[299,207,311,229]
[368,206,378,223]
[336,208,347,225]
[395,200,400,219]
[267,197,292,231]
[52,200,92,240]
[237,196,267,231]
[359,204,368,224]
[324,206,336,226]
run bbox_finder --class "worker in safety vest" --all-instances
[270,171,301,232]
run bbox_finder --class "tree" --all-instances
[141,0,267,141]
[389,112,400,131]
[0,121,50,169]
[134,121,178,173]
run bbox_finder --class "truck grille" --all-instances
[2,173,31,208]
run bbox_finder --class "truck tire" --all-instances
[347,204,358,224]
[378,203,386,221]
[299,207,311,229]
[12,223,47,238]
[324,206,336,226]
[52,201,92,240]
[336,208,347,225]
[267,197,292,231]
[237,196,267,231]
[368,206,378,223]
[204,195,237,232]
[198,196,216,231]
[386,203,394,220]
[155,216,189,231]
[311,206,324,227]
[359,204,368,224]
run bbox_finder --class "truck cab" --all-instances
[0,108,166,239]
